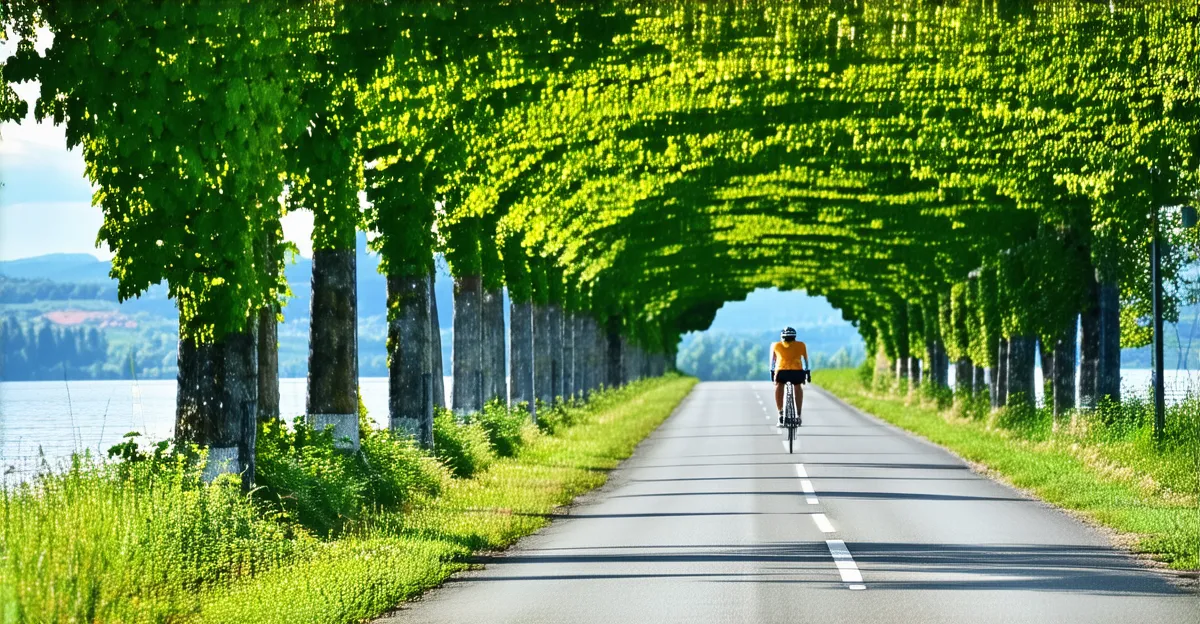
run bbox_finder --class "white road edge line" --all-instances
[825,540,865,588]
[794,464,808,478]
[812,513,835,533]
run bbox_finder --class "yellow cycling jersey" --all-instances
[771,340,808,371]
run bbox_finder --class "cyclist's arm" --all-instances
[768,344,777,378]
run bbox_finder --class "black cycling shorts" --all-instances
[774,370,807,385]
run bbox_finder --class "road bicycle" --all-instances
[782,380,801,454]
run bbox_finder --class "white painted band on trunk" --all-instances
[825,539,864,585]
[308,413,360,450]
[202,446,241,483]
[812,513,835,533]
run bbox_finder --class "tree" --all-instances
[18,1,302,485]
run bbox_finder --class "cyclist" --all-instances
[770,327,810,426]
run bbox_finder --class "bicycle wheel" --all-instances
[788,423,795,453]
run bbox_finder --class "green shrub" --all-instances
[471,399,536,457]
[254,419,369,536]
[990,398,1051,437]
[534,398,586,435]
[433,408,496,478]
[856,358,874,387]
[358,420,448,508]
[952,388,991,421]
[918,378,953,408]
[255,408,447,537]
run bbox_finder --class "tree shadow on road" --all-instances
[456,541,1184,596]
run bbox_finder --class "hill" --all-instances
[0,235,456,380]
[0,253,116,283]
[6,249,1189,382]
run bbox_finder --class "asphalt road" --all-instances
[383,381,1199,624]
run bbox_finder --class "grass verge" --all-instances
[198,375,695,623]
[819,368,1200,571]
[0,375,694,624]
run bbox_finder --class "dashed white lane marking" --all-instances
[793,465,819,503]
[799,479,819,504]
[825,540,865,588]
[812,513,835,533]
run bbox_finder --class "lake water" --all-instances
[946,367,1199,406]
[0,377,452,478]
[2,369,1196,477]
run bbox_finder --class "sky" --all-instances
[0,99,316,262]
[0,30,314,262]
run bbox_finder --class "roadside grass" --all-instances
[0,375,696,624]
[199,375,695,624]
[819,368,1200,571]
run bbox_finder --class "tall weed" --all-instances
[470,399,536,457]
[432,408,496,478]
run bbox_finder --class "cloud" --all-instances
[0,201,111,261]
[0,84,92,205]
[281,210,314,258]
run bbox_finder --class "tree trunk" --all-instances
[177,328,258,488]
[623,340,633,383]
[1053,316,1078,420]
[625,338,637,384]
[585,316,600,396]
[452,275,483,414]
[873,343,892,388]
[256,306,279,423]
[926,341,946,388]
[1039,337,1055,409]
[534,304,554,406]
[575,316,589,396]
[307,248,359,450]
[911,357,922,388]
[481,287,506,404]
[387,274,433,448]
[563,312,577,399]
[493,289,508,404]
[973,365,986,395]
[549,303,564,402]
[996,338,1009,407]
[953,358,972,394]
[985,366,998,407]
[606,322,623,387]
[1097,278,1121,404]
[429,270,445,409]
[598,318,609,389]
[896,356,910,384]
[942,346,952,387]
[510,299,535,417]
[924,343,936,387]
[592,319,604,393]
[1007,336,1036,407]
[1079,288,1100,409]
